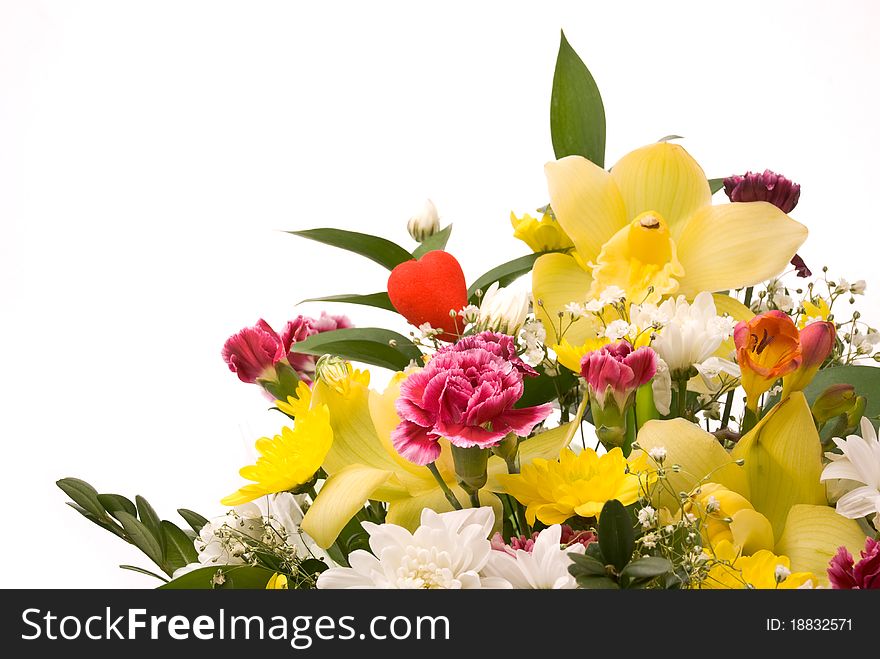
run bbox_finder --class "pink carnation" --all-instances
[282,312,352,383]
[392,338,552,465]
[828,537,880,589]
[451,331,538,377]
[580,340,657,408]
[491,525,595,557]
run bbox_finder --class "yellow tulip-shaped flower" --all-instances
[532,142,808,346]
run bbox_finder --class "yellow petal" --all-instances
[712,293,754,361]
[675,202,808,297]
[729,509,775,555]
[532,252,599,346]
[301,464,394,548]
[610,142,712,239]
[386,488,503,534]
[731,393,826,541]
[544,155,627,264]
[776,504,868,585]
[636,418,750,511]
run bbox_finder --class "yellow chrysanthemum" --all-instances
[701,540,817,589]
[498,447,652,524]
[798,297,831,329]
[315,355,370,396]
[221,403,333,506]
[510,211,575,253]
[266,573,289,589]
[275,381,313,418]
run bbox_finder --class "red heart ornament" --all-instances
[387,250,469,342]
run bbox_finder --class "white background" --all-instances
[2,0,879,587]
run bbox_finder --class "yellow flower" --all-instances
[532,142,807,345]
[266,573,289,589]
[701,541,817,589]
[552,336,608,373]
[498,447,652,525]
[510,211,575,253]
[798,297,831,329]
[275,381,313,418]
[686,483,775,556]
[221,403,333,506]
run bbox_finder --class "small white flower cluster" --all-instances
[519,319,547,366]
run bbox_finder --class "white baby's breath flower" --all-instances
[772,291,794,313]
[648,446,667,463]
[641,532,658,549]
[564,302,585,317]
[482,525,584,589]
[599,285,627,305]
[637,506,657,529]
[851,280,867,295]
[584,299,605,313]
[458,304,480,322]
[775,564,792,583]
[519,319,546,367]
[694,356,741,392]
[820,417,880,520]
[835,278,851,294]
[604,319,631,341]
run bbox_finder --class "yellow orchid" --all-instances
[532,142,807,346]
[636,393,867,584]
[701,540,817,590]
[299,368,583,548]
[510,210,575,253]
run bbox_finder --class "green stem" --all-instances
[514,499,530,538]
[721,389,735,429]
[468,490,481,508]
[426,463,463,510]
[677,378,688,419]
[305,484,318,502]
[742,406,759,435]
[743,286,754,309]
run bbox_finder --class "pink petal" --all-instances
[624,346,658,388]
[435,420,507,449]
[799,321,835,368]
[494,403,553,437]
[391,420,441,465]
[221,321,284,383]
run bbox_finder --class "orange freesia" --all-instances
[734,311,801,411]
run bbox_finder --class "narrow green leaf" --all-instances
[598,499,635,573]
[467,253,542,302]
[119,564,169,583]
[158,565,275,590]
[550,30,606,166]
[97,494,137,520]
[708,177,726,194]
[300,292,396,313]
[291,327,422,371]
[57,478,105,519]
[177,508,209,534]
[287,228,413,271]
[115,511,166,573]
[803,365,880,429]
[620,556,673,581]
[135,495,165,555]
[160,520,198,572]
[412,224,452,259]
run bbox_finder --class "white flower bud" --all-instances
[477,282,530,336]
[407,199,440,242]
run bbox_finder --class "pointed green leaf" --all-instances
[412,224,452,259]
[158,565,275,590]
[708,178,725,194]
[467,253,542,302]
[177,508,209,534]
[567,553,607,577]
[135,495,165,554]
[803,364,880,430]
[575,574,619,589]
[65,502,127,539]
[115,511,166,573]
[300,292,396,313]
[97,494,137,520]
[160,520,198,572]
[598,499,635,572]
[291,327,422,371]
[119,565,169,583]
[620,556,674,582]
[550,30,606,166]
[57,478,105,519]
[287,228,413,271]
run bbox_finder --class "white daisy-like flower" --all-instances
[820,417,880,519]
[637,506,657,529]
[316,508,510,589]
[651,292,735,375]
[599,285,627,305]
[564,301,585,317]
[851,279,867,295]
[481,525,584,589]
[772,291,794,313]
[477,282,530,335]
[604,319,631,341]
[652,357,672,416]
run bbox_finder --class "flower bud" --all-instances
[315,354,352,392]
[783,320,835,396]
[723,170,800,213]
[810,383,857,426]
[450,444,490,495]
[476,282,530,335]
[845,395,867,432]
[222,319,285,384]
[407,199,440,242]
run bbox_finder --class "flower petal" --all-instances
[531,252,598,346]
[835,486,880,519]
[387,489,503,534]
[610,142,712,239]
[544,155,628,264]
[675,202,808,297]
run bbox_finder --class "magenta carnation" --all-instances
[451,331,538,377]
[580,340,657,408]
[392,338,552,465]
[828,537,880,589]
[491,525,595,556]
[281,312,352,383]
[221,319,286,383]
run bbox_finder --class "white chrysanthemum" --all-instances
[316,508,510,589]
[821,417,880,519]
[478,282,530,335]
[694,355,741,392]
[481,525,584,589]
[652,357,672,415]
[604,319,631,340]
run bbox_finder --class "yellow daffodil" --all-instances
[701,540,817,589]
[221,385,333,506]
[497,447,654,525]
[532,142,807,346]
[299,367,584,548]
[510,211,575,253]
[799,297,832,328]
[636,394,867,584]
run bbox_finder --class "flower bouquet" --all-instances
[59,32,880,590]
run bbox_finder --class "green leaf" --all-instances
[177,508,209,534]
[300,558,329,577]
[115,511,166,573]
[57,478,105,519]
[65,502,127,539]
[291,327,422,372]
[300,292,396,313]
[708,177,726,194]
[287,228,413,271]
[516,368,576,409]
[97,494,137,520]
[803,365,880,428]
[160,520,198,572]
[260,361,301,401]
[412,224,452,259]
[135,495,165,555]
[550,30,606,166]
[575,575,620,589]
[467,253,542,303]
[620,556,674,584]
[598,499,635,573]
[567,553,607,577]
[158,565,276,590]
[119,564,169,583]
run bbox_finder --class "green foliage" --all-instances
[300,292,396,313]
[598,499,635,573]
[287,228,413,271]
[412,224,452,259]
[291,327,422,371]
[467,253,542,303]
[159,565,276,590]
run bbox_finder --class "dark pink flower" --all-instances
[828,537,880,589]
[221,319,285,383]
[580,340,657,409]
[448,331,537,377]
[392,345,552,465]
[560,525,597,549]
[491,525,596,556]
[281,312,352,382]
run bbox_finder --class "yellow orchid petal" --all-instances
[510,211,575,253]
[544,155,628,264]
[776,504,868,585]
[610,142,712,239]
[729,508,775,555]
[731,393,826,541]
[386,487,503,533]
[636,418,749,511]
[675,202,808,297]
[301,464,395,548]
[531,252,599,345]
